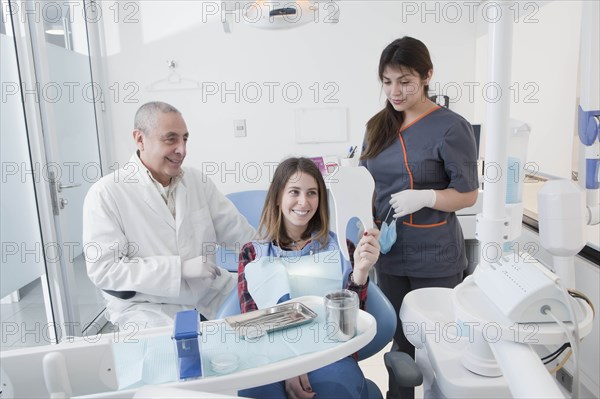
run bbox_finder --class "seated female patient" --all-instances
[237,157,380,399]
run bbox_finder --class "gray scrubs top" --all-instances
[362,107,479,278]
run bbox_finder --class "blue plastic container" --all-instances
[172,309,202,380]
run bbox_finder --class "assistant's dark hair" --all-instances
[259,157,329,247]
[361,37,433,160]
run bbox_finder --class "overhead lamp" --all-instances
[221,0,337,32]
[243,0,315,29]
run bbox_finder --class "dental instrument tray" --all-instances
[225,302,317,338]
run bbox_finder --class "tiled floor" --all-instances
[1,280,52,349]
[1,254,105,351]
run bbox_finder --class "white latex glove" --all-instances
[181,256,221,280]
[389,189,436,218]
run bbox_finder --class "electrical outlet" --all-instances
[556,368,573,393]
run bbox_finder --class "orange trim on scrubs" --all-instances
[398,134,414,188]
[398,105,441,226]
[403,220,447,228]
[399,105,441,134]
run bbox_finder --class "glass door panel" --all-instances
[1,1,55,351]
[29,0,106,334]
[1,0,107,350]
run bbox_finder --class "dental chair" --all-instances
[217,190,268,271]
[225,190,268,229]
[215,282,422,399]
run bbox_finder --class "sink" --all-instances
[399,287,455,348]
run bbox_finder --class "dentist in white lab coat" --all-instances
[83,102,255,329]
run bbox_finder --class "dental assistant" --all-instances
[82,101,255,329]
[237,157,380,399]
[360,37,479,399]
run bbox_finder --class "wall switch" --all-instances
[234,119,247,137]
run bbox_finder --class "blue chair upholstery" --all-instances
[225,190,268,229]
[357,282,396,361]
[215,287,241,319]
[216,190,267,272]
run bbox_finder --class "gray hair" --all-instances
[134,101,181,134]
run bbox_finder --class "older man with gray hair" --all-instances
[83,101,255,329]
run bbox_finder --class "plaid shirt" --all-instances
[238,239,368,314]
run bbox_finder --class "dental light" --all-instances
[219,1,337,33]
[243,0,316,29]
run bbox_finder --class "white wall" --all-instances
[97,0,478,193]
[474,1,582,180]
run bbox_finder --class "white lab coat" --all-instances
[82,154,256,328]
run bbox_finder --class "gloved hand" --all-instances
[181,256,222,280]
[390,189,436,218]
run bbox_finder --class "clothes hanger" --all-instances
[147,60,200,92]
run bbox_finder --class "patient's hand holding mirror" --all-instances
[325,166,375,260]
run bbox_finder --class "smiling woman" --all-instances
[360,36,479,399]
[278,171,320,245]
[259,158,331,249]
[236,157,381,398]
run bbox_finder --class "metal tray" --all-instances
[225,302,317,339]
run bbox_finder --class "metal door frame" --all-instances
[8,0,109,340]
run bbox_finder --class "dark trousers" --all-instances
[377,271,463,399]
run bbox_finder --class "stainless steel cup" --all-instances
[324,289,358,342]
